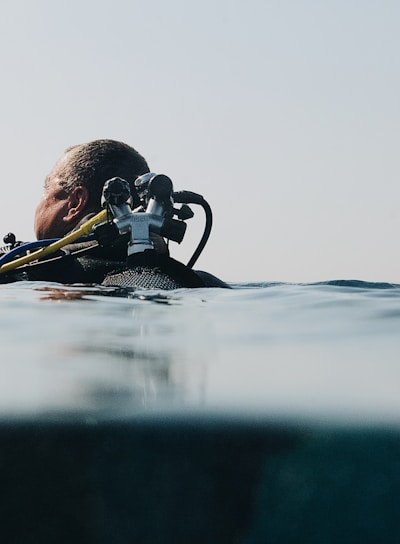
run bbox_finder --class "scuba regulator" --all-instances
[96,173,212,268]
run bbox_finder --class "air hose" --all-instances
[0,209,107,274]
[173,191,213,268]
[0,239,60,266]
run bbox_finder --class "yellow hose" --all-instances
[0,209,108,274]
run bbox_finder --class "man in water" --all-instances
[34,139,168,254]
[22,139,227,288]
[1,139,227,287]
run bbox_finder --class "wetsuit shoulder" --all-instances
[193,270,231,288]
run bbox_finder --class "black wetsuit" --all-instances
[0,237,229,289]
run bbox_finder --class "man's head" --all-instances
[34,139,149,239]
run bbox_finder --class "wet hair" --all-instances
[54,139,149,211]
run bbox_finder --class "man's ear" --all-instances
[63,186,90,225]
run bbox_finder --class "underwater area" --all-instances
[1,279,400,542]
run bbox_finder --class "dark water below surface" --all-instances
[1,279,399,425]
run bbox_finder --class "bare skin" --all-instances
[34,175,91,239]
[34,158,169,254]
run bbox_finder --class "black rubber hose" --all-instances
[186,198,212,268]
[171,191,214,268]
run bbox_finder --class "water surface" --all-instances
[1,280,399,425]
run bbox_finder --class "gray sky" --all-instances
[0,0,399,282]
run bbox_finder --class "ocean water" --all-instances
[1,279,400,426]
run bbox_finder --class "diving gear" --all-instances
[0,174,229,289]
[0,210,107,274]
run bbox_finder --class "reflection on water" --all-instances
[0,280,400,424]
[0,282,210,417]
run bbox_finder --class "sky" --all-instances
[0,0,399,283]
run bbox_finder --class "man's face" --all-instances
[34,173,71,240]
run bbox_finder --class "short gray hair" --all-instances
[54,139,149,211]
